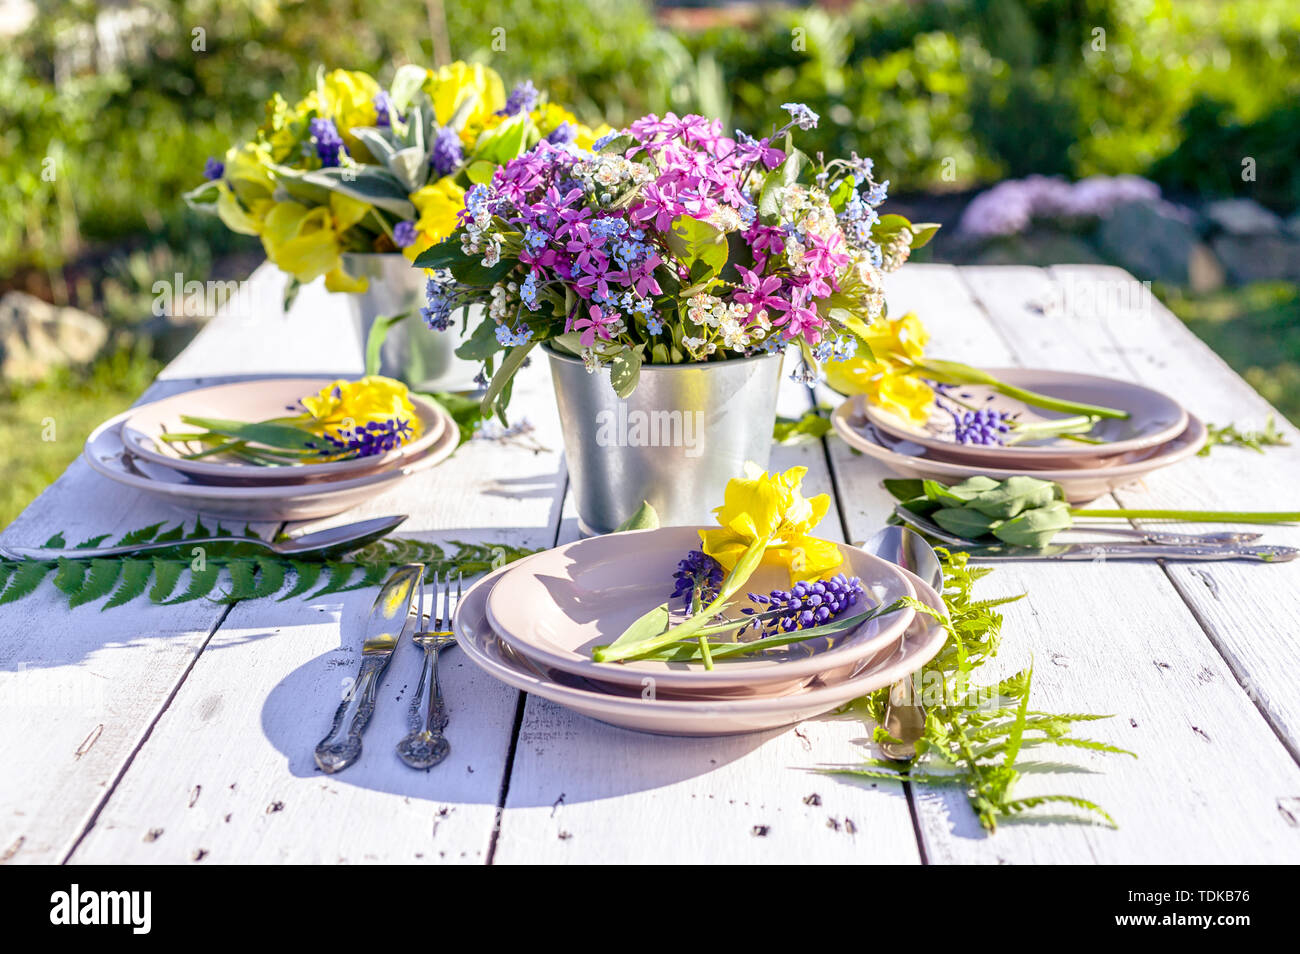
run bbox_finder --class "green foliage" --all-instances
[0,520,539,610]
[1199,417,1292,456]
[829,549,1132,831]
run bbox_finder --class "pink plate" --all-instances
[120,378,445,485]
[833,400,1207,505]
[455,560,948,737]
[82,403,457,521]
[863,368,1187,468]
[485,526,916,697]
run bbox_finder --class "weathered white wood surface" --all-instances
[3,261,1298,864]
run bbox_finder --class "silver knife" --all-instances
[314,563,424,773]
[961,542,1298,563]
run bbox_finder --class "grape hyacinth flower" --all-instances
[309,118,346,167]
[745,574,865,635]
[671,549,724,612]
[948,405,1014,445]
[392,220,417,248]
[499,80,539,117]
[429,126,463,177]
[203,157,224,181]
[546,121,576,145]
[321,418,415,458]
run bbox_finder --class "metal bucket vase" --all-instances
[547,345,785,536]
[341,253,482,391]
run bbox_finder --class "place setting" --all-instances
[79,375,459,521]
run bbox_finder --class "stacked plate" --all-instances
[82,378,459,520]
[453,527,949,736]
[831,368,1207,503]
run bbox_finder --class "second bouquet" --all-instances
[415,104,936,533]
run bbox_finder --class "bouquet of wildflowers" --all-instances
[185,63,605,296]
[413,103,938,415]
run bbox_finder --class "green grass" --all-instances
[0,345,160,529]
[1156,281,1300,426]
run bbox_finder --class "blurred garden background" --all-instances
[3,0,1299,525]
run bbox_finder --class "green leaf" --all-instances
[53,558,88,596]
[249,558,288,600]
[42,532,67,548]
[364,311,408,376]
[774,409,831,443]
[993,501,1074,547]
[224,559,259,601]
[163,563,221,605]
[479,340,536,420]
[294,166,417,218]
[0,562,54,605]
[454,311,502,361]
[882,478,926,502]
[68,560,123,608]
[179,416,322,453]
[309,562,360,598]
[965,475,1059,519]
[665,215,728,278]
[388,63,429,113]
[104,560,154,609]
[614,501,660,533]
[609,347,643,399]
[465,159,496,185]
[117,522,165,546]
[278,560,326,601]
[932,507,1003,540]
[149,559,186,602]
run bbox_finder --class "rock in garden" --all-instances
[0,291,108,383]
[1096,199,1220,289]
[1210,234,1300,284]
[1203,198,1283,235]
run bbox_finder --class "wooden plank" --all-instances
[823,264,1300,862]
[65,277,566,863]
[491,367,924,864]
[0,269,307,864]
[1049,264,1300,761]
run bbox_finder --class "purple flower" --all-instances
[671,549,724,611]
[499,80,539,117]
[203,157,225,181]
[309,118,346,167]
[745,574,864,635]
[781,102,820,131]
[430,125,463,177]
[946,403,1013,445]
[374,91,394,127]
[322,417,414,458]
[546,121,575,145]
[393,220,417,248]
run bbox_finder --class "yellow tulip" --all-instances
[406,176,467,260]
[212,143,276,236]
[317,68,383,153]
[425,61,505,129]
[699,464,842,583]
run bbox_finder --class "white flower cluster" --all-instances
[575,155,654,203]
[488,280,519,321]
[684,293,772,354]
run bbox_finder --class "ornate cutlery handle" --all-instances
[1079,527,1262,545]
[396,637,453,769]
[973,543,1298,562]
[314,655,385,774]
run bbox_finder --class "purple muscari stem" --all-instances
[499,80,539,116]
[392,220,417,248]
[323,417,414,458]
[947,404,1013,446]
[309,118,346,167]
[429,125,462,177]
[374,91,394,127]
[203,157,224,181]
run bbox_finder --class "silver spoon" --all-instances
[861,526,944,762]
[893,504,1262,548]
[0,514,407,561]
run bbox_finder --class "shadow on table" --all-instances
[259,644,773,805]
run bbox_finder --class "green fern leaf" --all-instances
[277,560,325,601]
[154,524,185,544]
[333,562,390,593]
[224,559,259,601]
[43,532,66,548]
[116,522,165,546]
[149,559,186,602]
[104,559,154,609]
[74,533,111,549]
[69,559,123,608]
[308,562,360,598]
[53,558,88,595]
[0,561,54,604]
[249,557,287,600]
[164,562,222,605]
[1001,794,1118,828]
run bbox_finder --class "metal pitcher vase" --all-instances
[341,253,482,391]
[547,345,785,536]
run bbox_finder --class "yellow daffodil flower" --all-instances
[260,193,372,292]
[700,464,842,582]
[300,376,421,446]
[406,176,467,260]
[425,61,505,129]
[316,68,382,154]
[214,143,276,236]
[860,311,929,364]
[825,311,937,425]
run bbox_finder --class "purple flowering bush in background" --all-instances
[415,104,939,415]
[958,174,1162,238]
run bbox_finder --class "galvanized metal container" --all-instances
[341,253,482,391]
[547,345,785,536]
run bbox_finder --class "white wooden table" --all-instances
[3,262,1299,865]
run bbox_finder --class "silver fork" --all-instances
[396,572,458,769]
